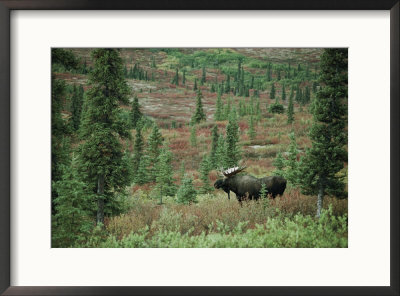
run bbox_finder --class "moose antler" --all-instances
[222,165,246,177]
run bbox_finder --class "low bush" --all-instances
[88,206,347,248]
[75,193,347,248]
[268,103,285,114]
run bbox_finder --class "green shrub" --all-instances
[79,204,347,248]
[268,103,285,114]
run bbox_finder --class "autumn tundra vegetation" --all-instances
[51,48,348,248]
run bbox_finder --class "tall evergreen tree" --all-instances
[52,77,70,187]
[214,93,223,121]
[193,78,198,91]
[304,85,311,104]
[223,97,232,120]
[132,127,144,183]
[51,48,82,213]
[284,132,300,186]
[273,151,285,177]
[300,49,348,217]
[281,85,286,101]
[287,92,294,124]
[151,56,156,68]
[225,74,231,93]
[225,107,240,167]
[130,94,142,129]
[155,146,176,204]
[78,49,131,225]
[201,65,206,85]
[71,84,84,131]
[136,154,150,185]
[52,158,93,247]
[182,69,186,85]
[147,123,164,181]
[176,175,197,205]
[210,125,219,165]
[172,68,179,86]
[191,90,206,124]
[266,64,272,81]
[255,98,261,121]
[215,134,227,169]
[270,83,275,100]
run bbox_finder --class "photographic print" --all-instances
[51,48,348,248]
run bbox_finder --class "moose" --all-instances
[213,166,287,202]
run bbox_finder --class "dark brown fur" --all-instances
[214,175,286,202]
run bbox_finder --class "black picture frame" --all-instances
[0,1,398,295]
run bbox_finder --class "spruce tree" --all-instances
[255,98,261,121]
[71,84,84,131]
[225,107,240,167]
[52,158,93,247]
[214,93,223,121]
[155,146,176,204]
[210,125,219,165]
[130,94,142,129]
[211,84,215,93]
[78,49,131,225]
[225,74,231,93]
[270,83,275,100]
[284,132,300,186]
[287,93,294,124]
[281,85,286,101]
[151,56,156,68]
[191,90,206,124]
[273,152,285,177]
[172,68,179,86]
[182,69,186,85]
[199,155,213,194]
[267,64,272,81]
[52,77,70,191]
[304,85,311,104]
[132,127,144,183]
[193,78,198,91]
[136,154,150,185]
[223,97,232,120]
[176,175,197,205]
[295,86,300,102]
[201,65,206,85]
[147,123,164,181]
[215,134,227,169]
[300,49,348,217]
